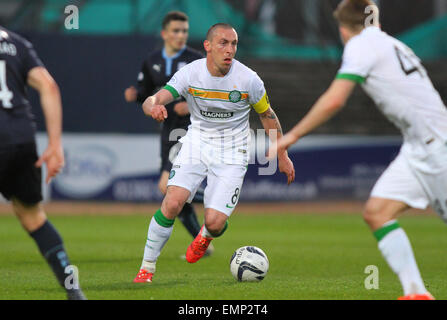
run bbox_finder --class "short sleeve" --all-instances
[22,39,44,74]
[164,63,190,99]
[249,73,270,114]
[337,38,376,84]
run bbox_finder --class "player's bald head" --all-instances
[206,23,236,42]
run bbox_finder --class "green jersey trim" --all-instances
[336,73,366,84]
[164,85,180,99]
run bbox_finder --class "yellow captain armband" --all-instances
[252,92,271,114]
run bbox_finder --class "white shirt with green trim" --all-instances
[337,26,447,172]
[165,58,268,165]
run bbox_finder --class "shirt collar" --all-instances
[162,46,186,60]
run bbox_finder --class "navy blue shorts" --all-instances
[0,142,42,205]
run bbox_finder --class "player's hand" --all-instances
[124,86,138,102]
[278,154,295,185]
[142,96,168,122]
[173,102,189,116]
[144,104,168,122]
[35,144,65,184]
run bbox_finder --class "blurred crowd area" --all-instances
[1,0,446,42]
[0,0,446,135]
[228,0,446,42]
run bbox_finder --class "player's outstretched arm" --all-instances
[27,66,64,184]
[268,79,356,159]
[259,106,295,185]
[142,89,175,122]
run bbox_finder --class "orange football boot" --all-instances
[186,226,213,263]
[398,292,435,300]
[133,269,153,283]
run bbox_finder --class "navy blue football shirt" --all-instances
[0,27,44,145]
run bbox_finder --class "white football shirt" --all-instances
[337,26,447,169]
[165,58,271,165]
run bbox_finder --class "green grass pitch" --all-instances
[0,211,445,300]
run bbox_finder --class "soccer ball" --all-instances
[230,246,269,282]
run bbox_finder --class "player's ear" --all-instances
[203,40,211,52]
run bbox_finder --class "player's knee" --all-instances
[13,198,40,216]
[204,218,227,237]
[363,199,384,228]
[204,221,223,237]
[162,195,185,217]
[164,200,183,216]
[12,199,46,232]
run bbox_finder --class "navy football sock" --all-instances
[29,220,72,289]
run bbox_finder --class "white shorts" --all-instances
[371,151,447,222]
[167,141,247,216]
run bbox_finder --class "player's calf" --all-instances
[364,198,428,296]
[134,209,175,283]
[13,200,86,295]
